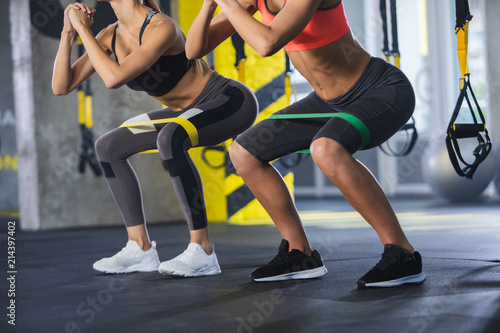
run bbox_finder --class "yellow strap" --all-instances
[237,58,246,84]
[77,90,85,125]
[84,95,93,128]
[394,54,401,69]
[385,54,400,69]
[456,22,469,80]
[285,74,291,103]
[120,118,199,146]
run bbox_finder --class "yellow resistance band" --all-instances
[119,118,199,153]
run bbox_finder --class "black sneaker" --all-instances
[251,239,328,282]
[357,244,426,289]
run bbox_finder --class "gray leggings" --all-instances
[95,72,258,229]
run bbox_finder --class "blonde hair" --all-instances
[189,57,211,76]
[141,0,211,76]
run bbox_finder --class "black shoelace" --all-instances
[268,249,306,266]
[268,251,291,266]
[373,250,405,271]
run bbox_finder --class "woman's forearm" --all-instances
[76,26,121,88]
[52,31,77,95]
[186,2,218,59]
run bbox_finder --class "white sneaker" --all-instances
[158,243,222,277]
[93,240,160,274]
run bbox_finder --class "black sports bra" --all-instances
[111,10,192,97]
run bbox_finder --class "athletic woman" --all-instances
[52,0,257,277]
[187,0,426,287]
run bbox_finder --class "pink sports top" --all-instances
[258,0,350,52]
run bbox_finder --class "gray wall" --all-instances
[0,0,18,211]
[11,0,183,230]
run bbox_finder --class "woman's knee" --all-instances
[95,131,116,160]
[156,124,176,152]
[95,128,135,161]
[229,141,262,175]
[310,138,351,176]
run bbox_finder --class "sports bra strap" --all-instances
[139,10,158,45]
[111,24,117,56]
[111,10,158,60]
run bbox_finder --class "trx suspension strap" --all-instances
[380,0,390,62]
[201,145,227,169]
[232,33,246,83]
[445,0,491,179]
[76,35,102,176]
[380,0,400,67]
[378,0,418,157]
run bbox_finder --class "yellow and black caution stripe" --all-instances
[176,1,298,223]
[226,71,296,221]
[224,36,302,223]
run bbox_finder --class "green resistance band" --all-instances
[269,113,371,151]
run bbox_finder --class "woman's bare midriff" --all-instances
[287,30,372,101]
[154,68,213,111]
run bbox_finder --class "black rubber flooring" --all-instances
[1,197,500,333]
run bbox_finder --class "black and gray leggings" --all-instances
[95,72,258,230]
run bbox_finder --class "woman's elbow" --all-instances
[256,46,277,58]
[185,49,198,60]
[255,40,280,57]
[104,81,118,89]
[52,90,65,96]
[103,76,122,89]
[257,48,274,58]
[52,85,69,96]
[185,44,205,60]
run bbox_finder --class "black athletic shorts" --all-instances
[235,57,415,162]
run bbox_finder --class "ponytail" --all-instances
[141,0,211,76]
[189,59,211,76]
